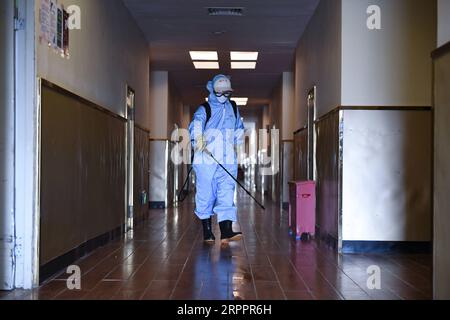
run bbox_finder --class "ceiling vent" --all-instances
[207,7,244,16]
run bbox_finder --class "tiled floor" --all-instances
[0,192,432,300]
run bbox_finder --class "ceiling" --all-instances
[123,0,319,107]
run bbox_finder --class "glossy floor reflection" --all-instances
[1,192,432,300]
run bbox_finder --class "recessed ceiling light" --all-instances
[193,61,220,69]
[232,98,249,106]
[231,52,259,61]
[231,62,257,69]
[205,97,249,106]
[190,51,218,61]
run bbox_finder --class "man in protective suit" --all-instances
[189,75,245,243]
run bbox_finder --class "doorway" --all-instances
[126,86,135,232]
[243,122,257,192]
[307,87,317,181]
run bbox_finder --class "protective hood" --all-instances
[207,74,231,107]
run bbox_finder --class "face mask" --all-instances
[217,96,228,104]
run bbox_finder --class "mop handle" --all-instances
[204,149,266,211]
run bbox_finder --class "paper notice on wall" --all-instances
[39,0,70,58]
[39,0,51,45]
[49,0,58,49]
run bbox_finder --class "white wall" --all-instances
[149,71,184,140]
[281,72,295,141]
[149,71,168,139]
[168,77,184,137]
[295,0,342,127]
[272,72,295,141]
[342,0,436,107]
[438,0,450,47]
[270,72,295,204]
[36,0,150,128]
[342,110,432,242]
[292,0,435,246]
[338,0,435,245]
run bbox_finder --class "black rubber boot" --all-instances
[219,220,243,243]
[202,218,216,243]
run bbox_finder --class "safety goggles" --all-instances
[214,91,233,98]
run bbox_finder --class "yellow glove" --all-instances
[196,135,207,152]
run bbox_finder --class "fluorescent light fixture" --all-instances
[231,61,257,69]
[232,98,249,106]
[193,61,220,69]
[206,97,249,106]
[231,51,259,61]
[190,51,218,61]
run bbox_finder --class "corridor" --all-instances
[1,0,449,303]
[0,192,432,301]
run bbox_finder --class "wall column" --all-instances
[0,0,15,290]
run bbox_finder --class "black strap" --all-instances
[231,100,238,120]
[202,101,238,128]
[202,102,212,126]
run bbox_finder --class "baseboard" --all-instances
[342,241,432,254]
[149,202,166,209]
[133,210,149,226]
[39,225,125,285]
